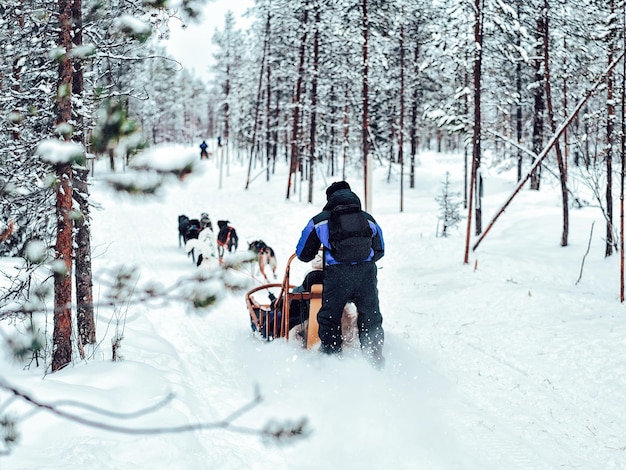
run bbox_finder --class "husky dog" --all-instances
[186,227,217,268]
[178,215,190,247]
[248,240,277,281]
[216,220,238,262]
[181,217,201,262]
[200,212,213,231]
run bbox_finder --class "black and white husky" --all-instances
[248,240,277,281]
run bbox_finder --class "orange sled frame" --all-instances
[245,253,322,349]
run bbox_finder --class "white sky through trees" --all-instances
[165,0,254,82]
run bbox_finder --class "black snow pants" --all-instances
[317,261,384,355]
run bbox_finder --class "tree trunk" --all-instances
[287,1,309,199]
[52,0,74,372]
[265,7,272,180]
[330,86,337,177]
[463,51,470,209]
[464,0,483,262]
[272,90,279,171]
[515,0,523,183]
[530,14,545,191]
[74,169,95,349]
[563,35,569,174]
[472,0,483,236]
[409,39,419,190]
[10,6,25,141]
[399,6,405,212]
[71,0,95,351]
[605,0,616,257]
[541,0,569,247]
[362,0,370,210]
[308,3,320,204]
[619,15,626,303]
[224,65,230,150]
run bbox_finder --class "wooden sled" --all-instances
[245,253,323,349]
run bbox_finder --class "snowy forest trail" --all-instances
[89,151,620,469]
[4,148,626,469]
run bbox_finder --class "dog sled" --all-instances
[245,253,324,349]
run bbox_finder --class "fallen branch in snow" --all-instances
[576,221,595,286]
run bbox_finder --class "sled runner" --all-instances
[245,253,323,349]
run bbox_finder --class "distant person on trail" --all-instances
[295,181,385,368]
[200,140,209,159]
[217,135,222,148]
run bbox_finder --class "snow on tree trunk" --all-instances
[515,1,523,183]
[619,24,626,303]
[530,13,545,191]
[605,0,616,257]
[287,1,309,199]
[70,0,95,350]
[265,8,272,183]
[464,0,483,263]
[399,6,405,213]
[308,4,320,204]
[52,0,74,373]
[472,0,483,236]
[409,36,419,190]
[362,0,370,211]
[74,168,96,349]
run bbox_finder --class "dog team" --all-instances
[177,212,277,281]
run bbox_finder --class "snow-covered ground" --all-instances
[2,146,625,469]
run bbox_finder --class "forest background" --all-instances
[1,0,626,461]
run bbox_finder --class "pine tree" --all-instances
[436,172,463,238]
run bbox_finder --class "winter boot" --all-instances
[319,342,342,356]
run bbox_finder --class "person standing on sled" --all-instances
[295,181,385,368]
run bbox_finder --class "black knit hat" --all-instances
[326,181,351,200]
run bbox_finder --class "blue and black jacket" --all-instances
[296,189,385,266]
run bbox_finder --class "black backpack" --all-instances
[328,204,373,262]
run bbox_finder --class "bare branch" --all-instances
[0,378,309,441]
[31,393,176,420]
